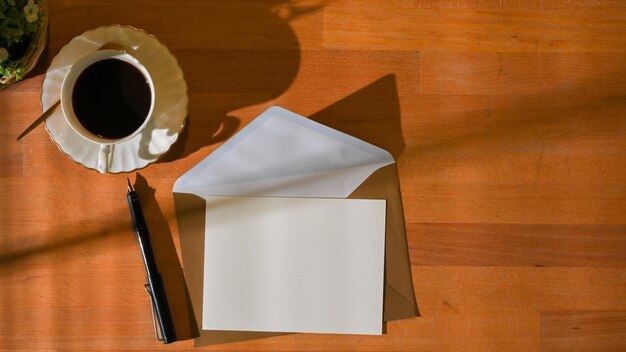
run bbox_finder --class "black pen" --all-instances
[126,178,176,344]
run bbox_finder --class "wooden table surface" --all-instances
[2,0,625,351]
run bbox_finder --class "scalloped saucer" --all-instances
[42,25,188,173]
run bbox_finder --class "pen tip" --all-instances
[127,177,133,192]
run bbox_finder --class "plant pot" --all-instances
[0,0,48,88]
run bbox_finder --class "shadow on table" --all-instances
[310,74,406,161]
[156,1,303,163]
[133,174,195,341]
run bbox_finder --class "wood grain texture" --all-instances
[1,0,625,350]
[541,311,626,352]
[325,1,626,52]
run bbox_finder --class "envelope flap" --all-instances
[174,106,393,198]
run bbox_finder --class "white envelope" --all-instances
[173,106,418,345]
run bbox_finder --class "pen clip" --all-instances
[144,283,164,342]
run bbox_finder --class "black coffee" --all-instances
[72,58,151,139]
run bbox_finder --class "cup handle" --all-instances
[97,144,112,173]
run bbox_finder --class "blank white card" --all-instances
[202,196,386,335]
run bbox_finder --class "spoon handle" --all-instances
[16,42,126,141]
[17,99,61,141]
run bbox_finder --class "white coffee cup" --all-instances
[60,50,155,173]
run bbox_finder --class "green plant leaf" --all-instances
[14,66,23,80]
[1,66,10,77]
